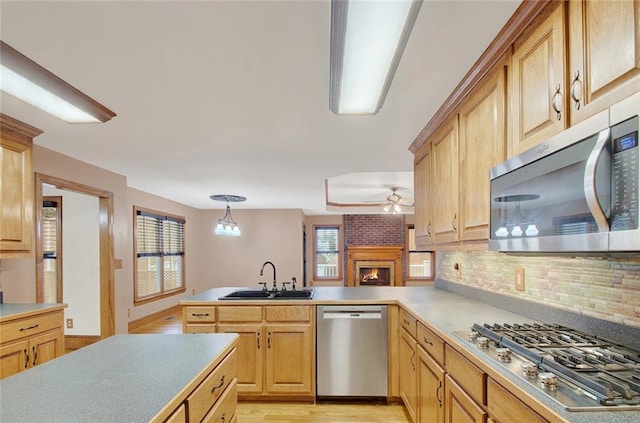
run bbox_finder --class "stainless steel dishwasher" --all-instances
[316,305,388,398]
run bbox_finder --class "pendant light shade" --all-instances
[210,194,246,237]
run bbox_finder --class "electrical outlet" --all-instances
[515,267,525,291]
[127,308,131,318]
[66,318,73,329]
[454,262,462,279]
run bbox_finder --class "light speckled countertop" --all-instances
[0,303,66,322]
[183,286,640,423]
[0,333,238,422]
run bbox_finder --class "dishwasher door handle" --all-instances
[322,311,382,319]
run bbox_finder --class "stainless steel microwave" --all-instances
[489,92,639,253]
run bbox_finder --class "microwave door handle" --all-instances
[584,127,611,232]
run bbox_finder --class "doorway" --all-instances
[35,173,115,350]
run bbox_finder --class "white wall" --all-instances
[44,187,101,335]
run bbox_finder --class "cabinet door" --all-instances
[30,330,64,367]
[0,340,28,379]
[399,328,418,422]
[458,64,507,241]
[487,378,547,423]
[414,142,432,247]
[417,346,445,423]
[264,323,313,394]
[510,3,566,155]
[217,324,263,393]
[444,375,487,423]
[568,0,640,125]
[0,129,34,257]
[431,117,459,244]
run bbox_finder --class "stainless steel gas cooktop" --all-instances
[455,323,640,411]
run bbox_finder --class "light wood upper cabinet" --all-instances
[0,114,42,258]
[414,142,432,248]
[458,64,507,241]
[510,3,566,156]
[568,0,640,125]
[431,117,459,244]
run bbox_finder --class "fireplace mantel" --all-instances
[346,245,403,287]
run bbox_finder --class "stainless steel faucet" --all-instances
[260,261,277,291]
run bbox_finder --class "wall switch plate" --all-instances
[515,267,525,291]
[114,259,123,270]
[66,318,73,329]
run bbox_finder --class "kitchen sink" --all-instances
[218,288,314,300]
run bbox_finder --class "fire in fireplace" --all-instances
[356,261,395,286]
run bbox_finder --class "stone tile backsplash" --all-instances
[437,251,640,327]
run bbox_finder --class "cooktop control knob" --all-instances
[539,372,558,390]
[467,330,479,342]
[521,362,538,378]
[496,347,511,362]
[476,336,489,349]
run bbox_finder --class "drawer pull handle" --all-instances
[436,380,443,407]
[32,346,38,366]
[257,332,261,349]
[19,324,39,331]
[423,337,433,346]
[191,313,210,317]
[403,319,410,325]
[220,412,226,422]
[268,332,271,349]
[24,349,29,368]
[211,375,225,393]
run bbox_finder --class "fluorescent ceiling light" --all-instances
[0,41,116,123]
[330,0,423,115]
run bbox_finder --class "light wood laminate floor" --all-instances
[132,309,410,423]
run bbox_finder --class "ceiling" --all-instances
[0,0,521,214]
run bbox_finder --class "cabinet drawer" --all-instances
[184,324,216,334]
[487,378,547,423]
[445,344,486,406]
[399,308,417,338]
[201,380,237,423]
[417,323,445,366]
[187,349,236,422]
[0,312,62,344]
[185,306,216,323]
[218,306,262,322]
[164,404,186,423]
[265,305,310,322]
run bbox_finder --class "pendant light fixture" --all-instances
[209,194,246,236]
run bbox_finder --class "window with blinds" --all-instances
[134,207,186,303]
[313,225,342,280]
[42,198,62,303]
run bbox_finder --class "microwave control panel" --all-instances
[610,116,638,231]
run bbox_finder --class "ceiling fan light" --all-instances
[383,204,392,212]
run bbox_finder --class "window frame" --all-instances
[312,224,343,281]
[406,224,434,281]
[133,206,186,304]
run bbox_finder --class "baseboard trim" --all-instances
[128,304,182,333]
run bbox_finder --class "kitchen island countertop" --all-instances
[0,333,238,422]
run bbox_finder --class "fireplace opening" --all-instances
[355,261,395,286]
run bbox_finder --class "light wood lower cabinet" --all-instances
[399,327,418,422]
[417,344,445,423]
[487,378,547,423]
[0,307,65,379]
[216,305,314,398]
[444,374,487,423]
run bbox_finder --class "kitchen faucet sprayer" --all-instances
[260,261,277,291]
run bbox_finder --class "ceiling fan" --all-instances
[382,187,414,214]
